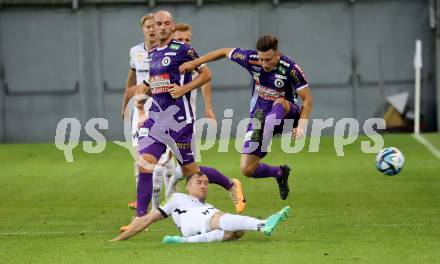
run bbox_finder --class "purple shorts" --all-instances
[137,120,195,166]
[242,102,300,158]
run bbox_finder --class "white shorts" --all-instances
[176,206,220,237]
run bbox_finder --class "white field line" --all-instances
[1,229,166,236]
[412,133,440,160]
[1,224,427,237]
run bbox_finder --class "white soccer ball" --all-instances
[375,147,405,176]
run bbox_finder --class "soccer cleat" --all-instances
[229,178,246,213]
[128,201,137,209]
[163,235,184,244]
[262,206,291,236]
[251,109,265,142]
[277,165,291,200]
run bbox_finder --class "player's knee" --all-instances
[273,99,289,112]
[240,164,255,177]
[223,231,244,241]
[137,154,158,173]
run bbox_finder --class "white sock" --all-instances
[182,230,225,243]
[152,165,165,209]
[218,214,265,232]
[163,158,176,192]
[166,165,184,198]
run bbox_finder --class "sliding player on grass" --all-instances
[180,35,313,200]
[111,172,290,244]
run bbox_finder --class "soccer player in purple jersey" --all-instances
[124,11,245,226]
[180,35,313,200]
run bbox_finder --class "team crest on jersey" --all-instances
[274,79,284,88]
[162,56,171,66]
[170,44,181,50]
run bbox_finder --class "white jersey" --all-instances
[190,71,198,117]
[158,193,220,237]
[129,42,153,146]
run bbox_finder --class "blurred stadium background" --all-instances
[0,0,438,142]
[2,1,440,263]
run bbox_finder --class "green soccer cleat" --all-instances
[262,206,291,236]
[162,235,184,245]
[251,109,265,142]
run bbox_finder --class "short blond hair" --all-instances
[174,23,191,32]
[140,13,155,27]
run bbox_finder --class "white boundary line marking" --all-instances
[1,229,167,236]
[412,133,440,160]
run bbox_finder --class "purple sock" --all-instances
[252,163,282,179]
[136,172,153,217]
[200,166,234,190]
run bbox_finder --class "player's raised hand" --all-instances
[179,61,197,73]
[292,127,305,140]
[205,108,217,123]
[168,83,187,98]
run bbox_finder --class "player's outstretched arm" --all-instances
[179,48,234,73]
[292,87,313,139]
[110,210,164,241]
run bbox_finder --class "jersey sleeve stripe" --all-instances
[296,84,308,91]
[157,207,168,218]
[228,48,237,60]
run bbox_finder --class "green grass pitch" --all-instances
[1,134,440,263]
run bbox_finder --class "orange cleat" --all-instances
[229,178,246,213]
[128,201,137,209]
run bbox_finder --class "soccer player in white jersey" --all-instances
[111,172,290,244]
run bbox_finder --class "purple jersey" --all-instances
[228,48,308,116]
[147,39,200,125]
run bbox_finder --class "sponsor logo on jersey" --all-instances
[164,52,177,56]
[275,74,287,80]
[170,44,181,50]
[188,48,197,60]
[256,83,285,101]
[150,73,171,94]
[274,79,284,88]
[137,69,149,73]
[290,68,301,83]
[252,66,261,72]
[233,52,246,61]
[162,56,171,66]
[278,66,286,75]
[174,208,187,214]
